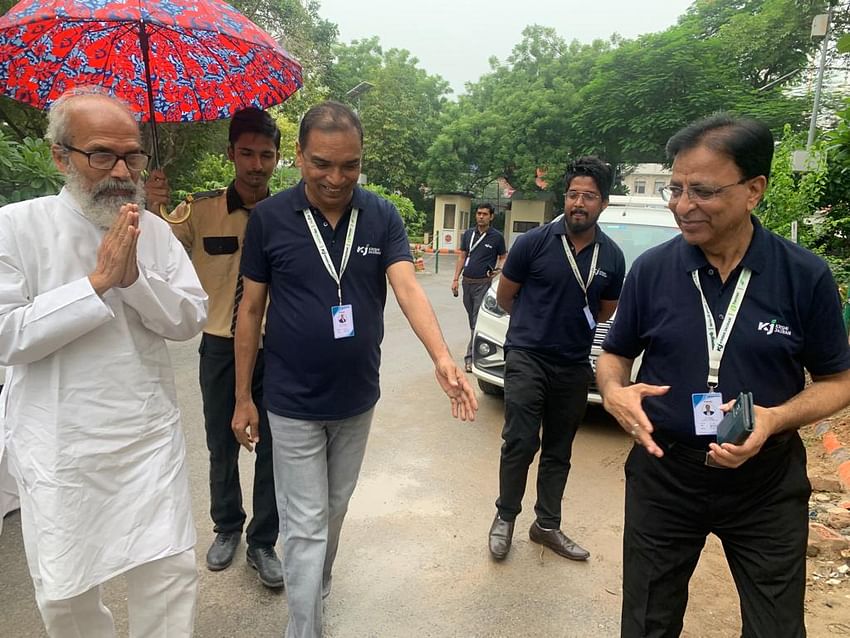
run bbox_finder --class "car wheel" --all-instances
[478,379,504,396]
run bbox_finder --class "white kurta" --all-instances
[0,366,19,537]
[0,188,208,600]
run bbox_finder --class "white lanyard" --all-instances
[467,229,488,255]
[303,208,359,306]
[560,237,599,305]
[691,267,751,390]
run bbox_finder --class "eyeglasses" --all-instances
[659,178,749,203]
[566,190,601,202]
[62,145,150,171]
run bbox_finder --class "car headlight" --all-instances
[481,287,507,317]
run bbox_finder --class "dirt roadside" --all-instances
[801,408,850,637]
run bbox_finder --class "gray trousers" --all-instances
[462,279,491,363]
[267,408,374,638]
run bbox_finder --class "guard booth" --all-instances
[431,193,472,251]
[504,191,556,248]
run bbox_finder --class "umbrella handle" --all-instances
[159,198,191,224]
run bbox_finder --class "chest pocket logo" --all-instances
[203,236,239,255]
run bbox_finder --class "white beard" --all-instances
[64,164,145,231]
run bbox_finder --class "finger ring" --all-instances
[630,424,640,437]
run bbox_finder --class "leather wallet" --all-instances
[716,391,755,445]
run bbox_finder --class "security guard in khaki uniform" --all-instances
[149,107,284,589]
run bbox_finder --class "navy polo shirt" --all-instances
[503,218,626,363]
[602,215,850,447]
[240,180,413,420]
[460,227,506,278]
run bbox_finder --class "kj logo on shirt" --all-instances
[356,244,382,256]
[758,318,792,336]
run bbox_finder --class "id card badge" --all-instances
[332,304,355,339]
[583,305,597,331]
[692,392,723,436]
[464,256,470,268]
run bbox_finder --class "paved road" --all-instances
[0,262,734,637]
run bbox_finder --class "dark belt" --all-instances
[462,275,491,284]
[653,431,793,469]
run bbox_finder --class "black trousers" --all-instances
[198,333,278,548]
[496,349,590,528]
[462,279,491,363]
[621,434,810,638]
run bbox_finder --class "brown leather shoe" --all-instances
[529,522,590,561]
[488,514,515,560]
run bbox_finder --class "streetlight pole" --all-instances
[345,81,374,115]
[345,81,374,185]
[807,4,834,149]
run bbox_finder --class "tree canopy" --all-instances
[2,0,850,265]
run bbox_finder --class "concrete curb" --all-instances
[814,421,850,492]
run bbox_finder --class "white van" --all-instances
[471,197,680,402]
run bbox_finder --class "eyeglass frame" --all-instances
[565,189,602,202]
[659,177,750,203]
[61,144,151,171]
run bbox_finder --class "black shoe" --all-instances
[206,532,240,571]
[529,521,590,561]
[488,514,515,560]
[246,545,284,589]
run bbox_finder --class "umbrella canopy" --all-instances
[0,0,303,125]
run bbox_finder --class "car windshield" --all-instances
[599,222,680,270]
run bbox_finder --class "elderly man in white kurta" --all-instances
[0,89,208,637]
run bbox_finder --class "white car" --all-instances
[471,198,680,401]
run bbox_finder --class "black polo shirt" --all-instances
[241,180,413,420]
[602,215,850,447]
[503,218,625,363]
[460,227,506,278]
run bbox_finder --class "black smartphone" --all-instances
[716,391,755,445]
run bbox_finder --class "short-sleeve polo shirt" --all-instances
[460,227,506,278]
[240,180,413,420]
[602,215,850,447]
[502,218,626,363]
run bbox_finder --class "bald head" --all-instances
[47,88,139,147]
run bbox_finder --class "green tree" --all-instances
[424,1,821,201]
[362,183,424,238]
[423,26,609,195]
[326,37,451,207]
[574,0,814,167]
[818,98,850,277]
[761,125,829,241]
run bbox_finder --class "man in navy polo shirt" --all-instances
[597,114,850,637]
[487,156,625,561]
[231,101,478,638]
[451,202,506,372]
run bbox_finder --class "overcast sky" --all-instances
[316,0,697,95]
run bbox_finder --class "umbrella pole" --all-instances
[137,20,190,222]
[138,20,161,169]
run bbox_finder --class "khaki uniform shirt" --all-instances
[170,184,265,338]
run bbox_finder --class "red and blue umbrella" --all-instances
[0,0,303,163]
